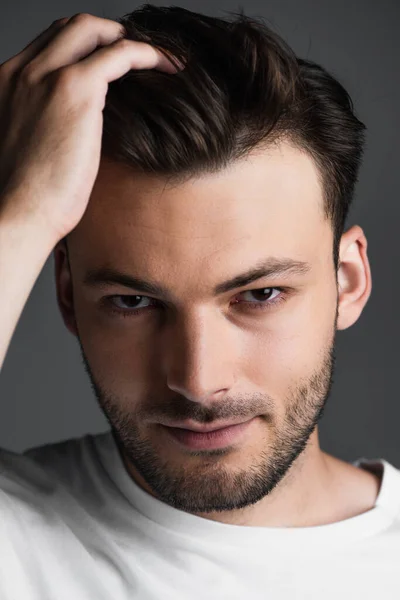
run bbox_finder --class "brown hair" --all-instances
[101,4,366,268]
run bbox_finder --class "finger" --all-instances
[26,14,126,80]
[1,18,70,73]
[75,39,181,85]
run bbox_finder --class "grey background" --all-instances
[0,0,399,465]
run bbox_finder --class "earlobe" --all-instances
[336,225,372,331]
[53,240,79,337]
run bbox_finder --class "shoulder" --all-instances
[0,431,110,505]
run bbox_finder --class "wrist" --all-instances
[0,194,60,254]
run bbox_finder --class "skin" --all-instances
[54,139,381,527]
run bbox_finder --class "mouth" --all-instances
[161,418,256,451]
[161,418,254,433]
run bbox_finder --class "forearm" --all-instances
[0,199,57,371]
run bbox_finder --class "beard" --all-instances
[77,324,336,516]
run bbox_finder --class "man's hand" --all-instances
[0,13,180,242]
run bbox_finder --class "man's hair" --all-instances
[101,4,366,269]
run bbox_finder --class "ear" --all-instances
[53,239,79,337]
[336,225,372,330]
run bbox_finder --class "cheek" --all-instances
[244,286,336,395]
[88,335,153,385]
[74,302,152,386]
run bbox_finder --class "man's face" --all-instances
[59,140,340,516]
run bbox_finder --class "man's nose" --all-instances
[161,309,237,405]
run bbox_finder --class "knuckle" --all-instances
[19,62,39,85]
[51,66,78,92]
[69,12,93,26]
[51,17,69,27]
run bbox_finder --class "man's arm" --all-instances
[0,203,57,371]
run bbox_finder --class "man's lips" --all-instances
[160,417,254,433]
[162,418,257,450]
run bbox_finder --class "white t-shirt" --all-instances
[0,429,399,600]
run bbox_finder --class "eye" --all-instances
[235,287,284,310]
[104,287,286,318]
[108,295,156,312]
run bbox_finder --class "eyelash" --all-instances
[103,287,288,319]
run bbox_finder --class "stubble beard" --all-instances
[78,329,336,514]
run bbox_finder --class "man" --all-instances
[0,5,398,599]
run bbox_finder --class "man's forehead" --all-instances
[82,141,325,238]
[67,140,330,288]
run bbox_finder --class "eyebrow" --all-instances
[83,258,311,300]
